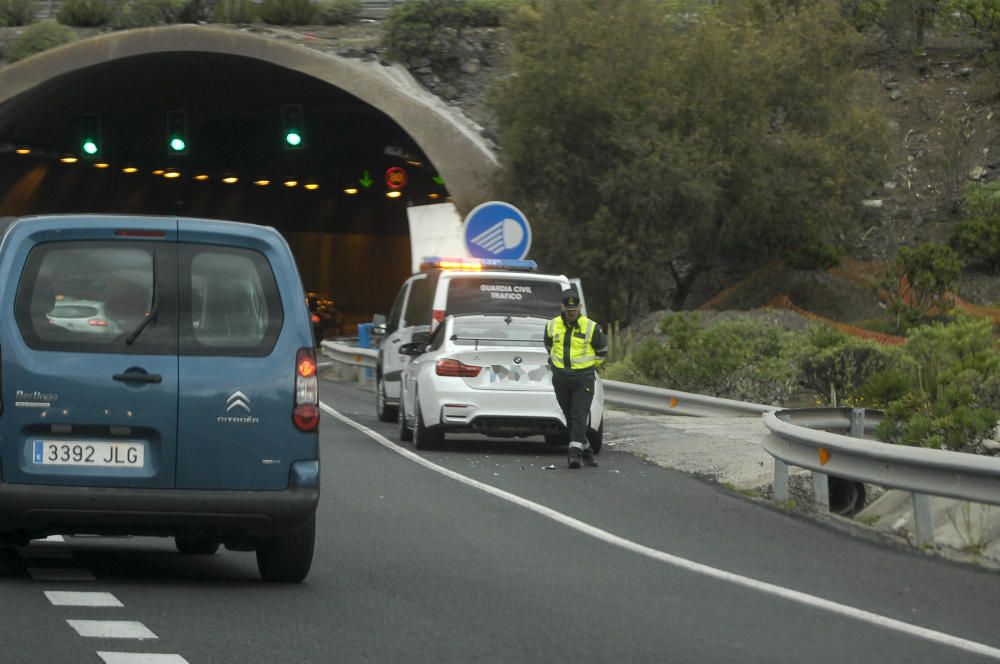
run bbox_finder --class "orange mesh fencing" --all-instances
[765,295,907,346]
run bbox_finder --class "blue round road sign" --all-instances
[463,201,532,260]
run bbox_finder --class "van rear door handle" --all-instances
[113,372,163,384]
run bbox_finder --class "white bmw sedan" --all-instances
[397,314,604,451]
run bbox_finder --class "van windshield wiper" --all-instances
[126,253,158,345]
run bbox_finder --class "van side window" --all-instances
[13,241,176,354]
[386,283,408,335]
[403,275,433,327]
[179,245,283,356]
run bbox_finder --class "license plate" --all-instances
[32,440,145,468]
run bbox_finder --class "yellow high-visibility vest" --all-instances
[547,315,601,369]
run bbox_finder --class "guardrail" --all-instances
[319,340,377,386]
[603,380,775,418]
[762,407,1000,547]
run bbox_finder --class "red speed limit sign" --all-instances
[385,166,408,189]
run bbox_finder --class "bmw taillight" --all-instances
[293,347,319,431]
[435,358,482,378]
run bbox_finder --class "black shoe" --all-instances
[582,450,598,467]
[567,447,582,469]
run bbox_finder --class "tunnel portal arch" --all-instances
[0,24,498,215]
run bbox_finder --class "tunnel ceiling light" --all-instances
[386,190,402,199]
[254,179,271,187]
[428,193,440,199]
[283,180,299,188]
[222,175,239,184]
[304,182,319,190]
[94,162,110,169]
[164,169,181,179]
[122,166,138,174]
[60,155,79,164]
[343,187,359,195]
[194,173,209,181]
[152,169,165,175]
[15,147,31,155]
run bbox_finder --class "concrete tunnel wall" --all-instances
[0,24,499,216]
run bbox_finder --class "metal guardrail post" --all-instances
[773,459,789,502]
[849,407,865,438]
[812,471,830,511]
[912,493,935,548]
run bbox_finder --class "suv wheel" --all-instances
[175,537,220,555]
[375,375,398,422]
[413,393,442,450]
[398,396,413,442]
[256,515,316,583]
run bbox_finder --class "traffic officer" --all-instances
[544,288,608,469]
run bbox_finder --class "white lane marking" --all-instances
[321,401,1000,661]
[45,591,123,607]
[28,568,95,581]
[68,620,157,640]
[98,653,189,664]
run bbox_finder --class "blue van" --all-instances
[0,215,320,582]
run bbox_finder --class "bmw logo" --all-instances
[513,356,522,364]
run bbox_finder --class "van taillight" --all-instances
[293,347,319,431]
[435,358,482,378]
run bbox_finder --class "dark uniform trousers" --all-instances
[552,369,595,449]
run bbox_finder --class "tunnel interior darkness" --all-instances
[0,51,452,329]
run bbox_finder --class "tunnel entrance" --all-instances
[0,28,496,334]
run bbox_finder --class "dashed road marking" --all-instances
[68,620,157,640]
[98,653,190,664]
[321,401,1000,662]
[45,591,123,607]
[28,567,95,581]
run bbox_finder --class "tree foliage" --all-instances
[881,242,963,331]
[877,317,1000,452]
[490,0,888,325]
[952,181,1000,274]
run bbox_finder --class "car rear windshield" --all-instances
[445,277,563,318]
[452,317,547,347]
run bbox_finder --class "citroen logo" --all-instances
[227,391,251,413]
[513,356,522,365]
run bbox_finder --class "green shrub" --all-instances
[786,240,844,270]
[605,313,800,404]
[952,181,1000,274]
[0,0,35,26]
[213,0,254,22]
[110,0,186,27]
[58,0,112,26]
[6,20,74,61]
[177,0,211,22]
[793,328,912,406]
[881,242,963,332]
[257,0,316,25]
[317,0,359,24]
[382,0,520,64]
[877,317,1000,452]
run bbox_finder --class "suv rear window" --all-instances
[445,277,563,318]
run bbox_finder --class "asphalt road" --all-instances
[1,376,999,663]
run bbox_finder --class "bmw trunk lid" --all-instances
[452,348,553,391]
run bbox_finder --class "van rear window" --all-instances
[445,277,563,318]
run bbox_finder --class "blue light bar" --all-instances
[420,256,538,272]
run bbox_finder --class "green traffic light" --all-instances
[169,136,187,152]
[285,131,302,147]
[82,140,98,156]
